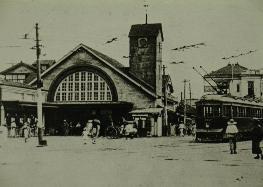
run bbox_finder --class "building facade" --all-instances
[0,23,177,137]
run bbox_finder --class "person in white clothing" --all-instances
[179,121,185,137]
[225,119,239,154]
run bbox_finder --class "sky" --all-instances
[0,0,263,99]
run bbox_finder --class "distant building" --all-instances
[204,63,263,100]
[0,61,36,83]
[0,60,55,84]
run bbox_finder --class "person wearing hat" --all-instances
[251,121,263,159]
[225,118,239,154]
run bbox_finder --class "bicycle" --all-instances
[105,123,124,139]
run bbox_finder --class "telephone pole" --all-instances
[34,23,45,146]
[189,81,192,107]
[183,79,189,126]
[162,65,168,135]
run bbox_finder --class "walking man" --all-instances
[225,119,239,154]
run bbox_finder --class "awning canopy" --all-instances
[1,100,134,111]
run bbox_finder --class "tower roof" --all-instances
[128,23,163,41]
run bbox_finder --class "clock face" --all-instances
[138,38,148,48]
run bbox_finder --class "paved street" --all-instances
[0,136,262,187]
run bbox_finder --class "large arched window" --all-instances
[54,71,112,102]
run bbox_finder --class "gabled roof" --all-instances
[128,23,164,41]
[29,43,158,98]
[205,63,248,78]
[0,61,36,75]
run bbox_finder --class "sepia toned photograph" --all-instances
[0,0,263,186]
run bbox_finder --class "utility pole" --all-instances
[189,81,192,107]
[162,65,168,136]
[34,23,45,146]
[183,79,189,126]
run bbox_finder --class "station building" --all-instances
[0,23,177,137]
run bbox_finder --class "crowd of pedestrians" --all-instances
[1,113,262,161]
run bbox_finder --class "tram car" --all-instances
[195,94,263,142]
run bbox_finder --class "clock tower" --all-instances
[128,23,164,95]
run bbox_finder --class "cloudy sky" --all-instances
[0,0,263,99]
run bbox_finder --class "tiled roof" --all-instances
[0,78,35,89]
[0,61,36,75]
[84,46,125,69]
[205,63,248,77]
[129,23,164,41]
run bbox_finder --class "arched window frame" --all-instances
[54,71,112,102]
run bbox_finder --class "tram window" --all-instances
[223,106,231,117]
[246,108,251,117]
[204,106,213,117]
[238,107,245,117]
[257,109,260,118]
[251,108,256,117]
[213,106,221,117]
[232,106,237,117]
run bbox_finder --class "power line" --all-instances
[171,42,206,52]
[222,50,257,60]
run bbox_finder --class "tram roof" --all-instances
[198,94,263,107]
